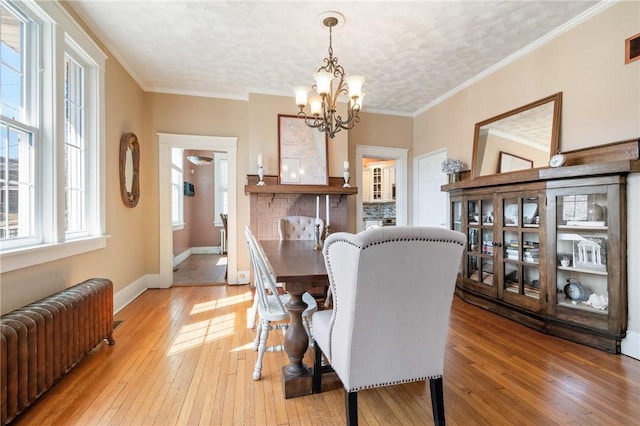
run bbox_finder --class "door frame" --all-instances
[355,145,409,231]
[157,133,238,288]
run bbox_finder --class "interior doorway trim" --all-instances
[158,133,238,288]
[355,145,409,230]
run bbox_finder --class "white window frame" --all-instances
[171,147,184,230]
[214,153,228,226]
[0,1,106,273]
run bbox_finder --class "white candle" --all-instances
[257,154,263,167]
[316,196,320,221]
[326,195,330,226]
[344,160,349,170]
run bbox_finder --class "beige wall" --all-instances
[413,2,639,166]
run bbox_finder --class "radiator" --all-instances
[220,228,227,254]
[0,278,114,425]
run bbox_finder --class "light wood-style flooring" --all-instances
[12,284,640,425]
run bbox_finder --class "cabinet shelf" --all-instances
[557,265,607,275]
[557,299,608,315]
[558,225,608,231]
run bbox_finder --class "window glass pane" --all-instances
[64,54,85,234]
[0,4,24,120]
[1,122,34,240]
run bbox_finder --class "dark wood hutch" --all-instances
[442,139,639,353]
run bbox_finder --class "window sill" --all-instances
[0,235,110,273]
[173,223,185,231]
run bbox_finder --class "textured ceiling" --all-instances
[69,1,602,116]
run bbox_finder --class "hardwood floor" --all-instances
[173,254,227,285]
[11,285,640,425]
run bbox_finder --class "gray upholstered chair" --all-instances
[278,215,323,241]
[312,226,465,425]
[245,226,317,380]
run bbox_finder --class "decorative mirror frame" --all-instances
[471,92,562,179]
[119,132,140,207]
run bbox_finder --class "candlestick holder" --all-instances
[257,165,266,186]
[343,167,351,187]
[314,223,322,250]
[323,224,331,242]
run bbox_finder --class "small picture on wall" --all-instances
[184,182,195,197]
[498,151,533,173]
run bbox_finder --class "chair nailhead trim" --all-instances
[346,374,444,392]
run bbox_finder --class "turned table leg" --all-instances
[282,284,313,398]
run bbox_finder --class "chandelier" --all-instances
[293,12,365,139]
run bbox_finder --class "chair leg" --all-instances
[252,315,262,350]
[253,318,270,380]
[346,391,358,426]
[429,377,445,426]
[247,295,259,329]
[313,345,323,393]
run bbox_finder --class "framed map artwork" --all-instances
[278,114,328,185]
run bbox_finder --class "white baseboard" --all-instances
[621,330,640,360]
[192,246,220,254]
[173,247,222,268]
[173,249,191,267]
[113,275,150,314]
[236,270,250,285]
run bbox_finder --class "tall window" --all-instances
[171,148,184,227]
[215,153,228,222]
[64,54,86,236]
[0,1,106,271]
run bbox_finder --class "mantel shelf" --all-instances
[245,175,358,196]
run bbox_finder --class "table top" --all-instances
[258,240,329,285]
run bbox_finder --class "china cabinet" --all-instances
[364,162,395,202]
[444,146,637,353]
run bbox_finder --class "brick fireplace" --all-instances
[249,193,348,240]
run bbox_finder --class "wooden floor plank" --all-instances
[10,283,640,426]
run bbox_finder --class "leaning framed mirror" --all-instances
[119,132,140,207]
[471,92,562,178]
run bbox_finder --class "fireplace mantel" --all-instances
[245,175,358,195]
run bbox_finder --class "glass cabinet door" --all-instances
[501,195,541,304]
[466,197,495,292]
[451,200,463,233]
[555,192,609,314]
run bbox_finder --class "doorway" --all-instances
[355,145,409,230]
[157,133,238,288]
[414,148,448,228]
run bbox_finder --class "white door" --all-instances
[414,149,448,228]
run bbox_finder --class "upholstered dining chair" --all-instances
[278,215,323,241]
[312,226,465,425]
[244,226,318,380]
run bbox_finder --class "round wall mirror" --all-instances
[119,132,140,207]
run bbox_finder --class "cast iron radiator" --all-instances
[0,278,115,424]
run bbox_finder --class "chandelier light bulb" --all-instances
[293,86,311,107]
[314,71,333,96]
[310,95,323,116]
[345,75,365,99]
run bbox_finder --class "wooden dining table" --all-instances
[257,239,329,399]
